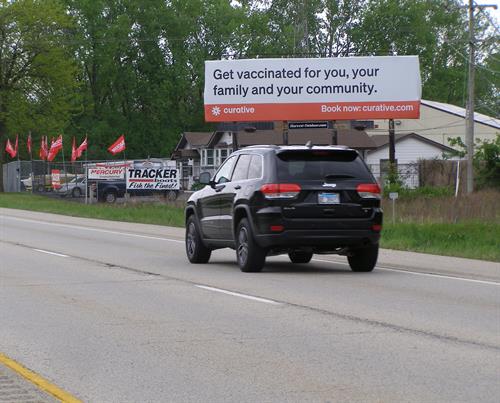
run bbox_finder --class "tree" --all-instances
[0,0,78,191]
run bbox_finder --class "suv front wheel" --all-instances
[236,218,266,273]
[186,216,212,263]
[347,244,379,272]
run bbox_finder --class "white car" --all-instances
[56,176,87,198]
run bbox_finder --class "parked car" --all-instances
[56,176,87,198]
[185,145,383,272]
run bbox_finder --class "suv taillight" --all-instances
[356,183,381,199]
[261,183,301,199]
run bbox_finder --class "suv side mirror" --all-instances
[199,172,211,185]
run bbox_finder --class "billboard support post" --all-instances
[389,118,396,164]
[331,121,338,146]
[282,121,288,145]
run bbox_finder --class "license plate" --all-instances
[318,192,339,204]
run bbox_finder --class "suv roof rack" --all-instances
[243,145,280,149]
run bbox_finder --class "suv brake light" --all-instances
[356,183,381,199]
[261,183,301,199]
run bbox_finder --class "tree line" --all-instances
[0,0,498,190]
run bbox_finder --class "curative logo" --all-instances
[211,106,221,116]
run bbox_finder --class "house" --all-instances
[172,124,377,190]
[367,99,500,146]
[365,132,458,188]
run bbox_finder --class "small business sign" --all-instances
[389,192,399,200]
[289,122,328,129]
[126,168,180,190]
[88,165,126,180]
[51,169,61,189]
[204,56,421,122]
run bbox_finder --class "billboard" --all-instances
[204,56,421,122]
[126,168,180,190]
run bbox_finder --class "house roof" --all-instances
[237,129,376,149]
[183,132,216,147]
[421,99,500,130]
[369,132,456,153]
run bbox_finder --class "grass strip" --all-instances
[0,193,185,228]
[1,193,499,262]
[381,222,500,262]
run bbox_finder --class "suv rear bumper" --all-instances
[255,229,380,249]
[253,209,382,249]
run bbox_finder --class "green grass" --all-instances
[1,193,499,262]
[381,222,500,262]
[0,193,185,228]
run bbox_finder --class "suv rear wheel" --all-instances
[236,218,266,272]
[186,216,211,263]
[347,244,379,272]
[288,251,313,264]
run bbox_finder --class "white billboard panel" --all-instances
[204,56,421,121]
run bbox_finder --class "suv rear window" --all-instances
[276,150,373,182]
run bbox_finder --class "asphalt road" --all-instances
[1,208,499,403]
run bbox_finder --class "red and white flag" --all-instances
[76,136,88,159]
[5,138,16,158]
[39,136,49,160]
[47,135,63,161]
[71,137,77,162]
[108,135,125,155]
[27,133,32,155]
[14,134,18,157]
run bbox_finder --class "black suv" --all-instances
[185,145,382,273]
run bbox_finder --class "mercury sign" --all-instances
[204,56,421,122]
[88,165,126,180]
[126,168,180,190]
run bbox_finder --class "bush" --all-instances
[190,182,205,191]
[446,134,500,190]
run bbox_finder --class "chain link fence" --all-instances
[2,159,187,203]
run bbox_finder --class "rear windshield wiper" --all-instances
[324,174,355,180]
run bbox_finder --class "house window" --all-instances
[214,148,232,167]
[202,149,214,166]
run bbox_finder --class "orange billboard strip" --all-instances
[205,101,420,122]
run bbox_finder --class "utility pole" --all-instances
[465,1,497,194]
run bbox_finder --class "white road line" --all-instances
[195,285,281,305]
[33,249,69,258]
[312,258,500,286]
[4,215,499,286]
[1,216,184,244]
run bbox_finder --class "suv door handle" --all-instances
[234,185,241,190]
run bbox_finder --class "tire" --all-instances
[236,218,266,273]
[36,185,45,193]
[185,215,211,263]
[288,251,313,264]
[166,190,177,201]
[72,188,82,198]
[347,244,379,272]
[104,191,117,203]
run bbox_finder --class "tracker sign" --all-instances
[126,168,180,190]
[204,56,421,122]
